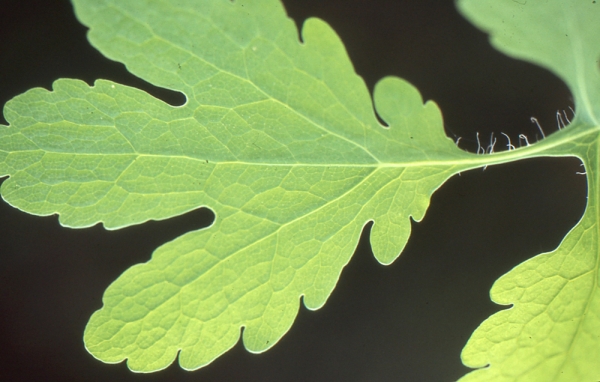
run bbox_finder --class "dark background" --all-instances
[0,0,587,381]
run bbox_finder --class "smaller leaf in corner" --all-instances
[460,203,600,381]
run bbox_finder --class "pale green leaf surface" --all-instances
[458,0,600,380]
[460,194,600,381]
[457,0,600,127]
[0,0,481,372]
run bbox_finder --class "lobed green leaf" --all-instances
[1,0,480,372]
[2,0,598,377]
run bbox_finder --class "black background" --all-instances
[0,1,587,381]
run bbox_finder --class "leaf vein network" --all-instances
[115,167,390,326]
[108,4,382,164]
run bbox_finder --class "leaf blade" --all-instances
[1,0,480,371]
[461,203,600,381]
[457,0,600,125]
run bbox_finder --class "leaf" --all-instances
[2,0,597,377]
[0,0,485,372]
[458,0,600,126]
[460,208,600,381]
[457,0,600,380]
